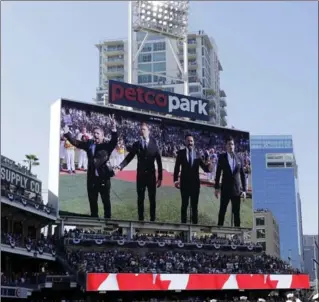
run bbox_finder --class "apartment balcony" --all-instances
[104,46,124,55]
[220,106,227,117]
[104,68,124,77]
[209,117,217,125]
[221,116,227,127]
[219,90,227,98]
[220,97,227,107]
[189,76,201,84]
[204,87,216,98]
[209,99,216,109]
[104,56,124,66]
[177,39,197,49]
[208,107,217,119]
[188,61,198,70]
[218,60,223,71]
[178,50,197,60]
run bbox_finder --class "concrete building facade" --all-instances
[95,30,227,126]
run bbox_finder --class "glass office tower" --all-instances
[251,135,304,270]
[303,235,319,281]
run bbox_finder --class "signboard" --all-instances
[86,273,310,291]
[1,286,28,299]
[1,166,42,194]
[109,80,210,121]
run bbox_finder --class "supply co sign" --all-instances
[109,80,210,121]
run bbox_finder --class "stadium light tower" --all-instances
[128,0,190,95]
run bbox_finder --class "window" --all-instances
[139,64,152,72]
[153,42,165,51]
[256,217,265,226]
[256,229,266,239]
[138,54,152,63]
[259,241,266,251]
[153,62,166,72]
[140,44,152,52]
[163,87,175,93]
[286,162,293,167]
[153,52,166,62]
[189,86,200,93]
[138,75,152,84]
[153,75,166,83]
[267,162,285,168]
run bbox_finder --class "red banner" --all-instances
[86,273,310,291]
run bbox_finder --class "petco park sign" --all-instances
[109,80,210,121]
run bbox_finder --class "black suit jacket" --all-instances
[173,148,212,189]
[214,152,247,197]
[64,131,118,180]
[119,137,163,180]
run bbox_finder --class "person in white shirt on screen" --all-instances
[64,139,76,174]
[76,127,89,171]
[114,138,126,167]
[60,131,66,171]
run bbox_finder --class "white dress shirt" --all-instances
[227,152,236,172]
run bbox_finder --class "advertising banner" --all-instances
[58,99,253,228]
[86,273,310,291]
[109,80,211,121]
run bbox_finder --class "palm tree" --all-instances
[24,154,40,172]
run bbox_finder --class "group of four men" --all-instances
[63,116,247,227]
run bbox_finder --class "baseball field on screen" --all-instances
[59,157,253,227]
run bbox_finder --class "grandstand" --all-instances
[0,155,311,301]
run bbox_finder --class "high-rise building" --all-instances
[303,235,319,281]
[251,135,304,270]
[95,30,227,126]
[251,209,281,258]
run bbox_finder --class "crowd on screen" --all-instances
[60,107,251,181]
[65,248,299,274]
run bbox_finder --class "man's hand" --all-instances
[156,179,162,188]
[214,189,220,199]
[113,166,121,175]
[174,181,180,189]
[241,191,246,200]
[109,114,117,131]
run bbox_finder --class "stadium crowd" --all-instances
[65,248,299,274]
[64,229,260,249]
[1,231,56,255]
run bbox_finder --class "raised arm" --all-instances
[63,127,88,151]
[99,114,118,154]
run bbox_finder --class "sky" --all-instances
[2,1,318,234]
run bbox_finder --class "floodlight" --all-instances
[128,1,190,95]
[133,0,189,39]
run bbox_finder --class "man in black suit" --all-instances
[116,122,163,222]
[173,134,212,224]
[63,115,117,219]
[214,136,247,227]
